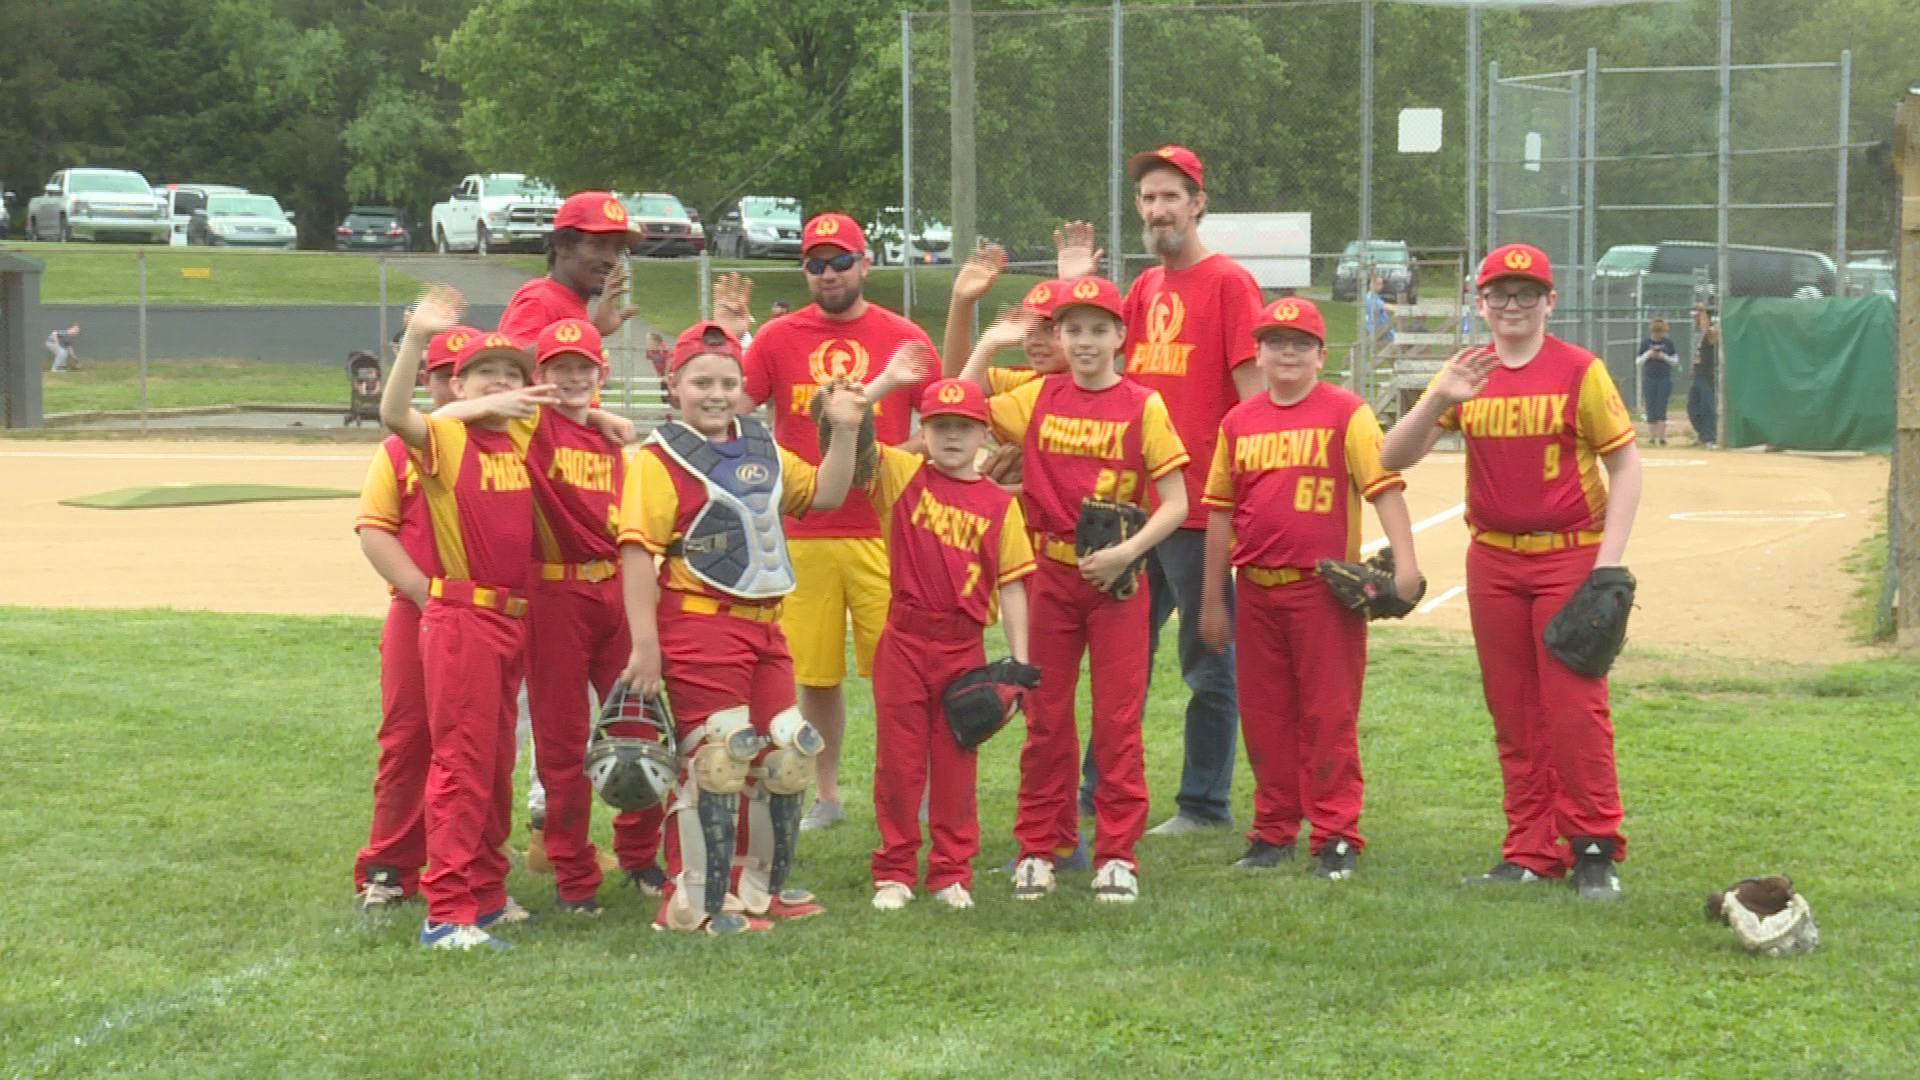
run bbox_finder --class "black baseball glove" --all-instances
[1542,566,1636,676]
[1316,549,1423,620]
[942,658,1043,752]
[1074,498,1149,600]
[809,378,879,488]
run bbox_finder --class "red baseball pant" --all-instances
[1015,558,1149,868]
[1466,542,1626,875]
[869,607,986,892]
[354,594,429,894]
[419,600,524,926]
[1234,574,1367,854]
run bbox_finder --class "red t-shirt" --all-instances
[1121,254,1264,530]
[413,414,535,589]
[1202,383,1403,569]
[868,446,1036,625]
[498,277,589,344]
[742,303,938,538]
[512,407,624,564]
[354,436,443,579]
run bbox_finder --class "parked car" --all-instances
[865,206,953,266]
[188,192,298,248]
[0,189,12,236]
[335,206,414,252]
[708,195,804,259]
[431,173,560,255]
[617,192,704,257]
[1647,241,1835,299]
[156,183,247,246]
[1844,258,1895,301]
[1332,240,1415,303]
[26,167,170,243]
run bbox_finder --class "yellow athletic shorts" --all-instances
[781,536,892,686]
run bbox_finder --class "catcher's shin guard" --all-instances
[739,707,821,911]
[768,792,803,896]
[665,707,757,928]
[695,790,737,920]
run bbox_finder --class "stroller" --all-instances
[345,351,383,426]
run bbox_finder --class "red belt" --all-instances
[428,578,529,618]
[886,603,984,637]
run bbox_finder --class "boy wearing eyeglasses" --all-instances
[1380,243,1642,902]
[739,214,939,833]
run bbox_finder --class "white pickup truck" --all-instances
[430,173,561,255]
[26,167,170,244]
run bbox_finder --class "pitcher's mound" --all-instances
[61,483,357,509]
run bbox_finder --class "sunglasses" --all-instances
[804,252,861,275]
[1480,287,1547,310]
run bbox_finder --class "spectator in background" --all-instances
[769,299,791,319]
[1687,304,1719,448]
[1364,274,1395,345]
[646,331,677,411]
[46,324,80,372]
[1637,317,1678,446]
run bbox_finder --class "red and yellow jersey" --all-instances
[1121,254,1264,530]
[867,445,1036,625]
[1202,383,1403,568]
[741,303,938,539]
[988,365,1040,396]
[616,439,818,601]
[354,436,443,578]
[509,408,623,565]
[1432,335,1636,536]
[988,374,1189,540]
[411,414,535,589]
[497,277,588,344]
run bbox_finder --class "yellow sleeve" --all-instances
[419,413,468,481]
[1577,359,1637,454]
[506,408,542,450]
[779,446,820,516]
[987,378,1044,445]
[989,366,1040,396]
[996,498,1037,585]
[616,450,680,555]
[867,443,923,519]
[355,447,402,534]
[1345,404,1405,500]
[1140,392,1191,481]
[1201,430,1235,511]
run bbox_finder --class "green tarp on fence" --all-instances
[1724,295,1895,451]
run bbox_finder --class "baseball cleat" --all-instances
[1232,841,1296,869]
[1313,839,1358,881]
[1011,857,1056,900]
[765,889,826,920]
[702,912,773,936]
[555,894,604,917]
[1091,860,1139,904]
[872,882,915,911]
[932,884,974,910]
[356,867,410,912]
[623,863,669,896]
[419,922,510,950]
[476,896,533,929]
[1462,860,1550,886]
[798,797,843,831]
[1569,838,1622,902]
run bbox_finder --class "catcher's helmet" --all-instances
[584,681,679,812]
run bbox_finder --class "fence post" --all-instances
[697,253,711,322]
[378,256,388,365]
[1895,91,1920,647]
[1107,0,1124,285]
[1835,49,1851,273]
[1486,60,1499,254]
[1466,6,1480,272]
[138,252,149,436]
[1584,49,1599,355]
[950,0,976,260]
[901,11,915,317]
[1714,0,1731,447]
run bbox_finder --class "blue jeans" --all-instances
[1687,378,1716,445]
[1080,528,1239,824]
[1642,369,1672,423]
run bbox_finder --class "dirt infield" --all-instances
[0,437,1889,664]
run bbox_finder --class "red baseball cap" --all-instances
[1051,275,1125,322]
[1126,145,1204,190]
[801,213,865,255]
[455,331,534,378]
[535,318,606,368]
[919,378,989,424]
[1021,279,1064,321]
[554,191,631,234]
[1252,297,1327,346]
[670,321,744,373]
[1477,243,1554,289]
[426,326,480,372]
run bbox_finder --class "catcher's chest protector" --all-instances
[651,416,796,600]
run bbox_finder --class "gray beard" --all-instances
[1144,225,1186,259]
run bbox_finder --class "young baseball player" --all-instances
[959,275,1190,904]
[379,287,555,950]
[618,321,925,934]
[1380,243,1642,901]
[1194,298,1423,880]
[865,376,1036,912]
[352,324,472,911]
[498,190,639,342]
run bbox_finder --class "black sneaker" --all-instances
[530,807,546,832]
[1232,841,1296,868]
[624,864,668,896]
[1568,838,1621,902]
[556,894,603,917]
[1462,860,1549,886]
[1313,839,1358,881]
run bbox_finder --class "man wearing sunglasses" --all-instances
[1380,243,1642,903]
[739,212,939,832]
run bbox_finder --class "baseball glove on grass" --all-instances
[943,658,1043,751]
[1075,498,1149,600]
[1317,550,1423,620]
[1542,566,1636,676]
[809,378,879,488]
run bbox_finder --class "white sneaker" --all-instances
[355,873,407,913]
[1146,814,1221,837]
[799,798,844,831]
[1091,860,1139,904]
[932,884,974,910]
[1011,857,1055,900]
[872,881,915,911]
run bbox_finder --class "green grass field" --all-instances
[9,243,422,304]
[41,361,345,414]
[4,607,1916,1078]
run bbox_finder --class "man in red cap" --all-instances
[1110,144,1265,838]
[498,191,640,343]
[737,212,938,832]
[1195,298,1423,881]
[1381,243,1642,902]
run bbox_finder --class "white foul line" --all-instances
[1418,585,1466,614]
[1361,502,1465,556]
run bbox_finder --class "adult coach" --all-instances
[739,212,937,830]
[1380,243,1641,901]
[1112,145,1264,835]
[498,190,640,343]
